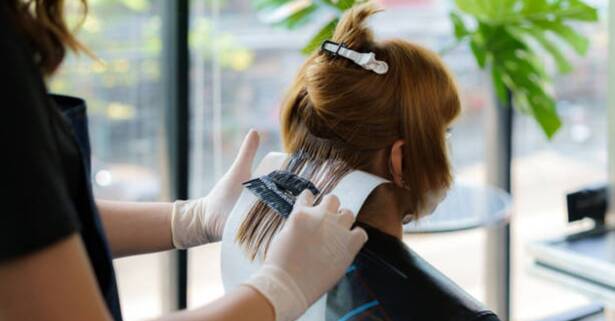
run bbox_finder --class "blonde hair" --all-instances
[237,2,461,260]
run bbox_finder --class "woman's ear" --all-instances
[389,139,405,187]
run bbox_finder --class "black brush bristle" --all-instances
[243,171,320,218]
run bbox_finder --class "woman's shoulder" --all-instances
[325,224,499,321]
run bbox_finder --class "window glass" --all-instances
[50,1,172,319]
[186,0,490,307]
[509,5,608,319]
[187,1,608,320]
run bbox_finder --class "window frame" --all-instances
[162,0,190,310]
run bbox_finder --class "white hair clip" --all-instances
[321,40,389,75]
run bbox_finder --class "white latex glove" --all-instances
[243,191,368,321]
[171,130,260,248]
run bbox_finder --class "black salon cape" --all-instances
[327,224,500,321]
[0,8,123,320]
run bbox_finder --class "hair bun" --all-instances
[331,2,382,51]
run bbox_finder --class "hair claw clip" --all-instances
[321,40,346,57]
[320,40,388,75]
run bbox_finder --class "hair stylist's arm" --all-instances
[243,191,368,321]
[0,233,273,321]
[160,191,367,321]
[159,191,367,321]
[98,130,260,258]
[0,234,113,321]
[0,193,366,321]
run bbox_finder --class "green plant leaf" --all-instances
[528,93,562,138]
[526,29,573,73]
[494,0,518,19]
[301,17,338,55]
[505,66,544,95]
[504,62,562,137]
[457,0,516,21]
[484,27,528,53]
[503,50,548,79]
[512,90,532,113]
[450,12,470,39]
[520,0,598,22]
[455,0,489,18]
[449,0,596,140]
[491,66,509,104]
[503,64,547,102]
[521,0,550,15]
[335,0,357,11]
[470,37,487,68]
[273,3,318,29]
[534,20,589,54]
[554,0,599,22]
[253,0,294,11]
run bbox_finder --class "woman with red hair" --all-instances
[223,3,500,321]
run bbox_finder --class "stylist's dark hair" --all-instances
[4,0,88,76]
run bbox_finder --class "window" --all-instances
[509,6,608,319]
[50,1,173,319]
[52,0,609,319]
[186,0,492,308]
[187,1,609,320]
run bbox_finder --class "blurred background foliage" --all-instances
[52,0,253,120]
[55,0,598,138]
[451,0,598,138]
[48,1,610,319]
[251,0,598,139]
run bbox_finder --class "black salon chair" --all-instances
[325,223,500,321]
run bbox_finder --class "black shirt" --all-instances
[0,9,123,320]
[326,223,500,321]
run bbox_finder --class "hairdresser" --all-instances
[0,2,368,321]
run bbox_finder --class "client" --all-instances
[221,3,500,321]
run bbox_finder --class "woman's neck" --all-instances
[356,184,404,240]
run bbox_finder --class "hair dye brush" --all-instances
[243,170,320,218]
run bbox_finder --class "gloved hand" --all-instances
[243,191,368,321]
[171,130,260,248]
